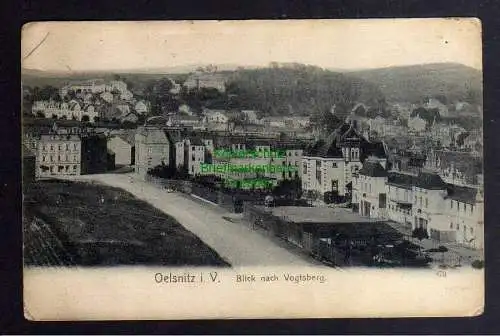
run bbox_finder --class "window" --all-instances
[332,162,337,168]
[450,222,453,229]
[43,145,46,151]
[456,223,459,230]
[470,227,474,234]
[288,171,292,178]
[50,145,54,150]
[369,184,372,193]
[316,169,321,183]
[192,146,195,151]
[303,163,307,174]
[66,144,69,150]
[42,155,46,162]
[425,198,428,208]
[58,155,61,161]
[451,200,453,209]
[74,144,77,150]
[419,197,422,206]
[316,160,321,167]
[50,155,53,162]
[471,205,474,214]
[58,145,61,150]
[73,165,77,171]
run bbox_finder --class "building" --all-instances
[134,126,171,178]
[35,130,108,177]
[352,160,388,218]
[241,110,260,124]
[36,133,82,177]
[107,134,135,166]
[184,72,226,92]
[352,166,484,250]
[202,109,229,124]
[80,133,109,174]
[60,80,128,97]
[134,101,149,115]
[302,121,387,201]
[385,172,417,229]
[184,137,206,176]
[23,145,36,185]
[425,149,483,186]
[424,98,449,118]
[262,117,287,128]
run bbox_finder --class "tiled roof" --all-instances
[359,161,387,177]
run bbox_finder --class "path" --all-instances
[57,173,323,267]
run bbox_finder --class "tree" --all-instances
[81,115,90,122]
[51,114,58,119]
[437,245,448,263]
[94,116,100,123]
[36,85,60,101]
[412,226,429,255]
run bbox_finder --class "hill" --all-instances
[224,64,387,118]
[346,63,482,105]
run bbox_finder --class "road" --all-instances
[57,173,322,267]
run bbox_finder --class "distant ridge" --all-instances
[345,63,482,103]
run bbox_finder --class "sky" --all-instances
[21,19,482,73]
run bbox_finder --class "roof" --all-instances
[447,184,478,204]
[415,172,447,190]
[359,161,387,177]
[117,131,135,146]
[387,172,418,189]
[188,136,204,146]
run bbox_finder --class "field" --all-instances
[23,180,230,267]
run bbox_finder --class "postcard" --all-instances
[21,19,484,320]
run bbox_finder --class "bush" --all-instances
[471,260,484,269]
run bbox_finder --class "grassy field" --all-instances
[23,179,230,267]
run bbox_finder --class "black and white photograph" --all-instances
[21,19,484,320]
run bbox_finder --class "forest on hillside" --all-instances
[224,64,388,118]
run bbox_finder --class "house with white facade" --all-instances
[301,121,387,202]
[134,126,171,178]
[202,109,229,124]
[352,160,388,218]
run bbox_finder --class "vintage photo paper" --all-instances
[22,19,484,320]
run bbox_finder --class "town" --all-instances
[22,63,484,269]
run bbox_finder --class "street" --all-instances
[56,173,323,267]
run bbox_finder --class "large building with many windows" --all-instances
[35,131,110,178]
[36,133,82,177]
[352,166,484,250]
